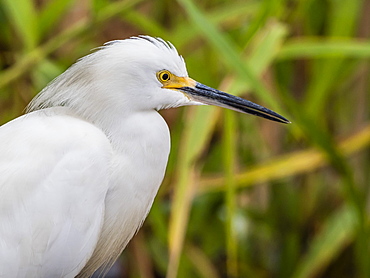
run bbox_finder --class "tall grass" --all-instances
[0,0,369,277]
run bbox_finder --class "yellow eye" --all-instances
[157,70,171,82]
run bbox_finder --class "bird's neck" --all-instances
[94,108,171,207]
[78,109,171,276]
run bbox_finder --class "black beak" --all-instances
[179,82,290,124]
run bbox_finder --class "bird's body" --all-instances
[0,108,112,277]
[1,94,170,278]
[0,36,289,277]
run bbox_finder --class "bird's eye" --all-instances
[157,70,171,82]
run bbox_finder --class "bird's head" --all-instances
[28,36,289,124]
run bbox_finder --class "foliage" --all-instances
[0,0,369,277]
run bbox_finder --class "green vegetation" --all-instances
[0,0,369,277]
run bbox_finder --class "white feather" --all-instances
[0,36,194,277]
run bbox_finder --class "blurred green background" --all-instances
[0,0,369,277]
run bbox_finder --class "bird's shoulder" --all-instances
[0,107,111,150]
[0,107,114,185]
[0,107,113,277]
[0,106,114,208]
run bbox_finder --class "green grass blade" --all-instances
[171,1,260,46]
[198,124,370,192]
[38,0,75,37]
[291,205,357,278]
[2,0,39,49]
[303,0,362,119]
[0,0,142,90]
[166,19,290,278]
[121,10,168,38]
[167,106,220,278]
[223,110,238,277]
[230,21,288,94]
[176,0,282,110]
[277,39,370,59]
[186,244,220,278]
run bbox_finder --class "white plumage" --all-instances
[0,36,289,277]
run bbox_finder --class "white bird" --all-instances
[0,36,289,277]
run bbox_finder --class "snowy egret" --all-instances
[0,36,289,277]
